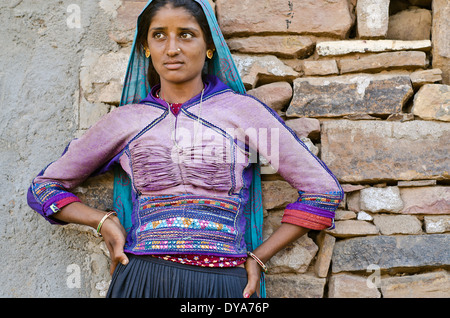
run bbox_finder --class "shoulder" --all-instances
[214,90,281,119]
[85,103,166,136]
[103,103,165,122]
[210,89,268,109]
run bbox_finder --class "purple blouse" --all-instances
[27,75,343,258]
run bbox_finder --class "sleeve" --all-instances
[240,95,344,230]
[27,107,137,225]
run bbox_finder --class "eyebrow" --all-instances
[149,26,201,33]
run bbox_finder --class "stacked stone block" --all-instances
[219,0,449,298]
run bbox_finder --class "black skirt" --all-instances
[106,254,255,298]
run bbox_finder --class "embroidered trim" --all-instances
[133,240,237,253]
[154,254,246,267]
[298,192,341,211]
[126,195,247,256]
[140,216,236,234]
[33,182,67,203]
[142,198,238,211]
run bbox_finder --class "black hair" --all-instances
[135,0,214,87]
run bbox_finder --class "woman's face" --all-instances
[147,4,210,88]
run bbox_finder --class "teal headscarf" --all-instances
[113,0,265,297]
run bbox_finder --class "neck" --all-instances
[159,78,204,104]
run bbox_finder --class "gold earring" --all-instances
[145,48,151,58]
[206,49,214,59]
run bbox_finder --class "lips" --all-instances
[163,60,184,70]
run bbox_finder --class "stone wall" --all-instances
[1,0,448,298]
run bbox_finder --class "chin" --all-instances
[161,73,202,86]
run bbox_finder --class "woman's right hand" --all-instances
[53,202,129,275]
[98,213,129,275]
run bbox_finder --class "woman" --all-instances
[27,0,343,298]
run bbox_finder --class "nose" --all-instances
[166,35,181,56]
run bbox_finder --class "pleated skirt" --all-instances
[106,254,254,298]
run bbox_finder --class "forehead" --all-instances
[149,4,201,28]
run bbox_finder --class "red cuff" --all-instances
[282,209,333,230]
[55,196,81,210]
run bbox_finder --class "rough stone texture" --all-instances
[109,0,146,45]
[335,210,357,221]
[328,273,381,298]
[261,180,298,210]
[360,187,404,213]
[412,84,450,122]
[338,51,427,74]
[80,47,130,105]
[232,54,299,89]
[357,211,373,221]
[432,0,450,84]
[78,98,111,131]
[397,179,437,187]
[216,0,353,38]
[407,0,432,7]
[331,234,450,273]
[356,0,389,38]
[316,40,431,56]
[424,215,450,234]
[341,184,368,193]
[284,117,321,140]
[326,220,379,238]
[287,74,413,118]
[314,233,336,278]
[247,82,292,113]
[321,120,450,183]
[227,35,314,59]
[381,271,450,298]
[399,186,450,215]
[373,214,423,235]
[73,172,115,211]
[267,235,318,274]
[263,211,319,274]
[302,60,339,76]
[387,8,432,40]
[346,191,361,212]
[265,273,326,298]
[410,69,443,89]
[0,0,117,298]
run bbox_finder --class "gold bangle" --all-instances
[96,211,117,236]
[247,251,268,273]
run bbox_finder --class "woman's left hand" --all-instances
[241,223,310,298]
[243,257,261,298]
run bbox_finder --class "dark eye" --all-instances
[180,32,194,39]
[153,32,165,40]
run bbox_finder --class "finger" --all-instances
[118,252,129,266]
[108,243,129,275]
[243,272,259,298]
[109,253,129,275]
[110,259,118,276]
[243,281,257,298]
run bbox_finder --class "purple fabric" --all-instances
[28,74,343,256]
[27,187,64,225]
[140,75,230,107]
[285,201,335,219]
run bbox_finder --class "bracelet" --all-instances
[96,211,117,236]
[247,251,268,273]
